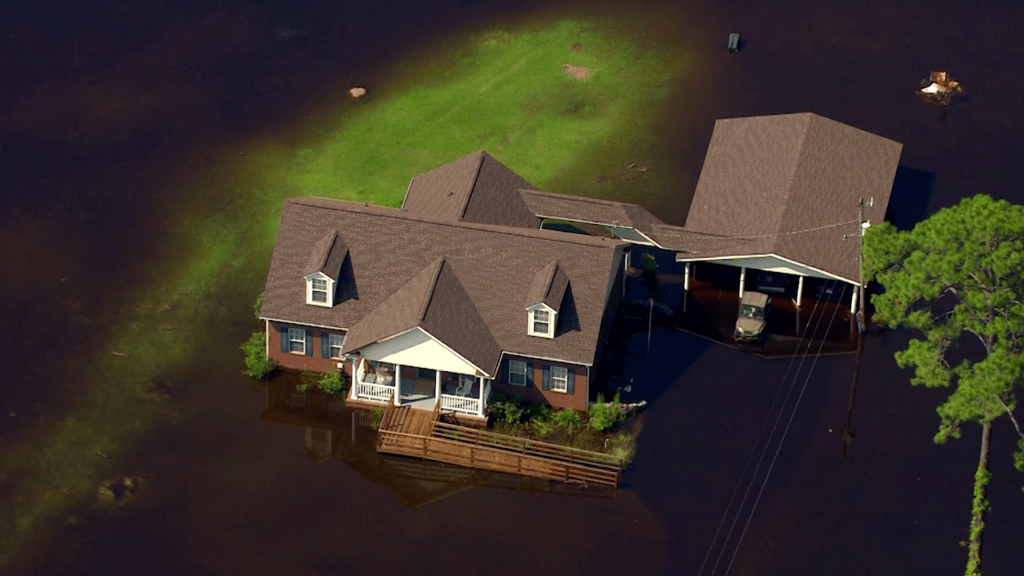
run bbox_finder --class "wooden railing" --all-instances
[432,421,623,470]
[377,427,620,487]
[355,381,394,403]
[439,394,479,415]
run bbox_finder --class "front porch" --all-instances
[350,360,492,418]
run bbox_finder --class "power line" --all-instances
[723,284,848,575]
[699,281,840,576]
[696,287,831,576]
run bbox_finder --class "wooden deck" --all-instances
[376,402,622,488]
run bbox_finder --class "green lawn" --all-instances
[0,18,689,568]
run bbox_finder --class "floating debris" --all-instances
[110,351,129,357]
[156,302,178,313]
[349,86,367,98]
[571,43,582,50]
[276,28,310,40]
[97,476,142,504]
[918,70,963,107]
[158,323,176,333]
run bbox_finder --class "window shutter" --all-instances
[526,363,534,387]
[279,325,289,353]
[320,332,329,359]
[566,368,575,394]
[541,365,551,391]
[503,359,510,385]
[304,330,313,356]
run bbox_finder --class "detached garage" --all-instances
[668,112,903,314]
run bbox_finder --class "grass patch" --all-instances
[0,16,685,569]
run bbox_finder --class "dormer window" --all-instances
[305,273,334,307]
[311,278,328,303]
[304,229,347,308]
[527,304,556,338]
[533,310,550,334]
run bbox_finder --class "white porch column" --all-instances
[796,275,804,307]
[350,358,361,400]
[393,363,402,405]
[850,288,858,314]
[739,267,746,298]
[477,376,485,417]
[435,370,442,401]
[684,262,691,291]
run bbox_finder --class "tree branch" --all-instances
[997,393,1024,441]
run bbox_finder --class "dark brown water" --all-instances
[4,0,1024,574]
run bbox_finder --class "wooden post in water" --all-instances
[840,330,863,462]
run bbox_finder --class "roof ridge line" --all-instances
[458,151,487,219]
[290,196,622,249]
[417,257,447,323]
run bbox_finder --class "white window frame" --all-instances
[551,366,568,393]
[508,360,527,387]
[288,327,306,354]
[305,272,334,307]
[311,278,328,303]
[328,333,344,359]
[527,304,556,338]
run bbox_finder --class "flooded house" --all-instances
[258,151,630,420]
[259,113,903,421]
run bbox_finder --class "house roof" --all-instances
[342,257,503,374]
[261,196,623,374]
[681,113,902,282]
[401,150,542,229]
[305,229,348,280]
[525,260,570,310]
[518,189,663,236]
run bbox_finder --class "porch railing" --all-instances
[355,381,395,403]
[439,394,480,415]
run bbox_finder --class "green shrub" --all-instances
[553,408,583,434]
[297,369,319,393]
[588,392,624,432]
[253,291,264,322]
[318,371,347,395]
[530,405,556,436]
[641,252,658,273]
[489,393,526,424]
[369,408,385,428]
[241,331,276,379]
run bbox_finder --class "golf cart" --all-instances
[734,291,770,342]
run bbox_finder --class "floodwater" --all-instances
[4,0,1024,574]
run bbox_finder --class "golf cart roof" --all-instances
[740,291,770,307]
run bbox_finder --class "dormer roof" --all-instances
[525,260,569,311]
[305,229,348,280]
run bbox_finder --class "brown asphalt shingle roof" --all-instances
[305,229,348,281]
[261,197,623,375]
[402,150,541,229]
[518,189,663,237]
[525,261,570,310]
[681,113,902,282]
[342,257,503,374]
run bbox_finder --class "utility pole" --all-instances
[856,198,867,334]
[842,198,867,461]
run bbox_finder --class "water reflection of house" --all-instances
[261,381,615,506]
